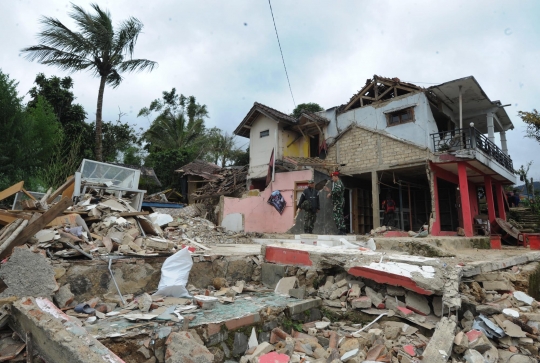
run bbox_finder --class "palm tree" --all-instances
[21,3,157,161]
[206,129,238,167]
[140,88,209,152]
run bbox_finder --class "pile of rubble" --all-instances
[1,192,256,262]
[229,263,540,363]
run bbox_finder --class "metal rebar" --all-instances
[108,258,126,305]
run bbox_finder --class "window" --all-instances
[386,107,415,126]
[260,129,270,137]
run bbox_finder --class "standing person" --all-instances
[297,179,320,234]
[506,191,515,207]
[324,171,346,235]
[382,193,396,227]
[514,189,520,207]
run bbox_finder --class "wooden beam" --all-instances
[21,189,37,201]
[374,76,379,99]
[47,176,75,203]
[377,85,394,100]
[395,85,420,93]
[343,81,376,112]
[118,211,150,217]
[0,197,73,259]
[0,181,24,202]
[0,211,32,226]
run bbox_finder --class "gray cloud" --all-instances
[1,0,539,180]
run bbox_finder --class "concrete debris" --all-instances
[0,246,57,299]
[165,331,214,363]
[3,178,540,362]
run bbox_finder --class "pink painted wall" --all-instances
[222,170,313,233]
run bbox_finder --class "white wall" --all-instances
[327,92,439,150]
[248,115,279,179]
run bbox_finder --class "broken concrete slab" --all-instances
[462,252,540,277]
[421,317,457,363]
[274,277,298,295]
[351,296,371,309]
[0,247,57,299]
[165,331,213,363]
[287,298,322,316]
[348,262,437,295]
[261,263,286,288]
[54,284,74,309]
[386,285,405,296]
[8,297,124,363]
[364,287,385,309]
[405,291,431,316]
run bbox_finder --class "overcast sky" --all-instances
[1,0,539,181]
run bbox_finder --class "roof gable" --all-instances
[339,75,423,114]
[234,102,297,138]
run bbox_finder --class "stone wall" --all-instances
[325,125,432,174]
[55,256,259,302]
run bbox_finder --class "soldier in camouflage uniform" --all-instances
[325,171,346,235]
[297,179,320,234]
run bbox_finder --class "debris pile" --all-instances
[1,193,255,262]
[230,263,540,362]
[191,165,248,201]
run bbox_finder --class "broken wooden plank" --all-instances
[0,219,23,243]
[0,197,73,260]
[0,181,24,202]
[183,237,211,251]
[47,176,75,204]
[61,240,93,260]
[0,220,29,252]
[119,211,149,217]
[21,189,37,201]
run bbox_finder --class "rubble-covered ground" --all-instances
[1,183,540,362]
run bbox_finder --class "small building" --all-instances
[223,75,515,236]
[175,160,221,205]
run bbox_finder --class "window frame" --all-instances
[260,129,270,138]
[385,107,415,127]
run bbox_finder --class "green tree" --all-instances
[22,3,156,161]
[100,120,140,162]
[518,109,540,143]
[145,148,196,190]
[123,145,143,166]
[229,147,250,166]
[0,70,62,190]
[27,73,93,164]
[139,88,209,152]
[205,128,240,167]
[291,102,324,119]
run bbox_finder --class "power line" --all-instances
[267,0,296,108]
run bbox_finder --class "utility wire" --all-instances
[267,0,296,107]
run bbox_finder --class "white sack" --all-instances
[154,247,193,297]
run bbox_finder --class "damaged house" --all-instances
[223,75,515,236]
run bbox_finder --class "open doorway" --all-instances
[309,134,320,157]
[437,178,459,232]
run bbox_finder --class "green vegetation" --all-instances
[290,102,324,118]
[0,70,63,191]
[3,4,247,193]
[22,3,156,161]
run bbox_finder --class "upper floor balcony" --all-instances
[431,127,514,174]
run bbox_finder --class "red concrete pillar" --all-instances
[431,176,441,236]
[458,163,473,237]
[495,183,506,221]
[484,176,496,224]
